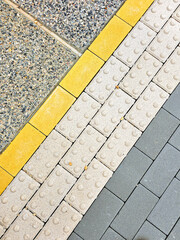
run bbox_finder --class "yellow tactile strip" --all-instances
[0,0,155,194]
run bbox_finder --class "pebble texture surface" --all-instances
[12,0,124,51]
[0,0,77,152]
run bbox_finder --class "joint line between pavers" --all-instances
[3,0,82,57]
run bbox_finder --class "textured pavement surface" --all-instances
[0,0,180,239]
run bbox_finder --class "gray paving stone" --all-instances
[141,144,180,197]
[163,84,180,120]
[135,109,179,160]
[134,221,166,240]
[75,188,123,240]
[166,219,180,240]
[176,171,180,181]
[106,147,152,201]
[68,233,83,240]
[111,185,158,240]
[169,125,180,151]
[101,228,125,240]
[148,179,180,235]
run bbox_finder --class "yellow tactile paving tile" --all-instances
[0,124,45,177]
[60,50,104,97]
[0,167,13,194]
[30,86,75,135]
[116,0,154,26]
[89,16,132,61]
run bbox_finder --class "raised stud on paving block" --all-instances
[24,130,71,183]
[90,89,134,137]
[116,0,154,26]
[0,167,13,195]
[30,86,75,135]
[96,120,142,171]
[60,125,106,178]
[173,6,180,22]
[147,18,180,62]
[114,21,156,67]
[27,165,76,222]
[89,16,132,61]
[60,50,104,97]
[0,123,45,176]
[56,92,100,142]
[153,47,180,93]
[36,201,82,240]
[85,56,129,104]
[120,51,162,99]
[126,82,169,131]
[141,0,180,32]
[0,171,39,228]
[1,209,43,240]
[65,159,112,214]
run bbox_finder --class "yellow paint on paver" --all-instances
[0,167,13,194]
[60,50,104,97]
[89,16,132,61]
[30,86,75,135]
[116,0,154,26]
[0,124,45,177]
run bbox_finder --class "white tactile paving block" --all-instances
[65,159,112,214]
[85,56,129,104]
[126,82,169,131]
[153,47,180,93]
[147,18,180,62]
[23,130,71,183]
[173,6,180,22]
[27,165,76,222]
[35,201,82,240]
[0,171,39,228]
[141,0,180,32]
[0,225,5,238]
[60,125,106,178]
[114,22,156,67]
[55,92,101,142]
[90,89,134,137]
[120,52,162,99]
[1,209,43,240]
[96,120,142,171]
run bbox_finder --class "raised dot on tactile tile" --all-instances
[134,49,139,54]
[63,226,70,234]
[125,141,130,147]
[43,144,48,150]
[46,162,51,168]
[144,16,150,21]
[13,225,20,232]
[74,167,80,173]
[30,202,37,209]
[87,192,93,199]
[132,89,139,95]
[137,63,143,69]
[110,160,116,166]
[49,199,56,206]
[55,170,61,176]
[22,213,28,221]
[67,115,73,121]
[41,211,47,218]
[129,114,135,120]
[61,206,68,213]
[153,102,159,108]
[39,191,45,198]
[3,216,9,224]
[96,78,102,83]
[160,53,165,59]
[150,46,156,52]
[89,146,95,153]
[150,85,155,92]
[173,75,179,81]
[146,112,152,118]
[32,223,39,229]
[139,80,145,85]
[47,180,54,187]
[111,117,117,124]
[160,93,167,99]
[69,195,75,202]
[96,136,103,143]
[10,186,16,193]
[92,162,99,169]
[84,113,90,119]
[82,95,88,102]
[79,139,85,145]
[173,35,179,41]
[123,81,129,88]
[52,133,57,140]
[153,62,160,67]
[100,153,106,159]
[143,95,149,101]
[58,188,64,195]
[80,203,86,210]
[136,104,142,110]
[107,142,114,149]
[77,184,84,191]
[77,122,83,128]
[24,234,30,240]
[53,217,60,225]
[132,130,138,137]
[44,229,51,236]
[11,205,18,212]
[113,75,119,82]
[127,57,132,63]
[69,132,75,138]
[66,178,72,184]
[18,175,25,182]
[139,121,145,127]
[1,197,8,204]
[103,171,108,177]
[74,105,80,111]
[20,194,27,201]
[95,181,101,188]
[110,59,116,65]
[28,183,36,191]
[36,155,41,161]
[85,174,91,180]
[27,165,33,171]
[72,149,77,155]
[91,103,98,109]
[104,126,110,133]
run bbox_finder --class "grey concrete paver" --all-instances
[74,188,123,240]
[135,109,179,160]
[163,84,180,120]
[166,219,180,240]
[111,185,158,240]
[141,143,180,197]
[106,147,152,201]
[133,221,166,240]
[148,179,180,235]
[169,125,180,151]
[101,228,125,240]
[68,233,83,240]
